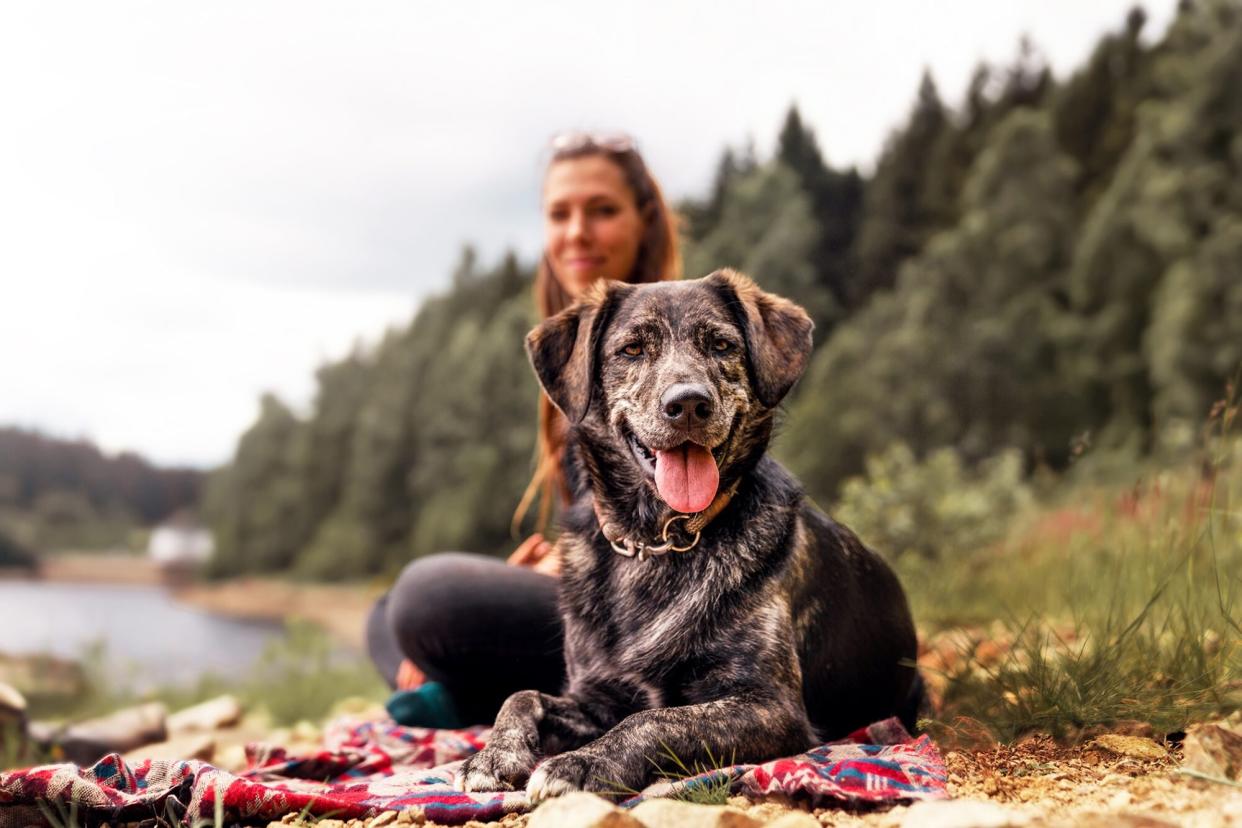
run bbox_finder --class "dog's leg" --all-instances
[525,693,812,802]
[454,690,610,792]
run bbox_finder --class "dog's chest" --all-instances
[560,537,748,688]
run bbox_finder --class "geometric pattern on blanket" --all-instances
[625,718,948,807]
[0,717,947,826]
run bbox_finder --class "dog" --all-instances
[457,269,920,801]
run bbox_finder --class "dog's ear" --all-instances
[525,281,626,423]
[706,268,814,408]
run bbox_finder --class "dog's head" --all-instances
[526,269,813,517]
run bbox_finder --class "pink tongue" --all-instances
[654,444,720,514]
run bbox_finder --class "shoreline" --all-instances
[5,553,383,650]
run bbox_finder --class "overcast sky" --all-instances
[0,1,1175,468]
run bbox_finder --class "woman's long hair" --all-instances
[514,139,681,534]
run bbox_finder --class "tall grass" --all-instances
[912,408,1242,741]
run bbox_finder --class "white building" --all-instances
[147,521,214,566]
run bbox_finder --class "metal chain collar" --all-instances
[595,480,740,562]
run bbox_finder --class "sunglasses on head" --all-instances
[549,131,637,154]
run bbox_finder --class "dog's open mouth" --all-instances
[625,423,735,514]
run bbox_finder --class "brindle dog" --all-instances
[457,269,919,802]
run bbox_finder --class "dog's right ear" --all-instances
[525,281,625,423]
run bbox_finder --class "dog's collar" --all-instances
[593,480,741,562]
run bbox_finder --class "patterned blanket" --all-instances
[0,717,947,825]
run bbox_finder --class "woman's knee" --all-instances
[385,552,492,668]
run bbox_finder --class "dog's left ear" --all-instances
[706,269,814,408]
[525,281,626,423]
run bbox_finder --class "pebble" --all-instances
[1088,735,1168,761]
[50,700,168,765]
[898,799,1033,828]
[167,694,243,735]
[630,798,760,828]
[123,732,216,762]
[1182,719,1242,781]
[764,812,819,828]
[528,792,640,828]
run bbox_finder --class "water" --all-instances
[0,581,287,688]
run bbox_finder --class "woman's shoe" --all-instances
[385,682,463,729]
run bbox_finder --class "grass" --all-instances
[656,742,738,806]
[911,404,1242,742]
[589,741,738,806]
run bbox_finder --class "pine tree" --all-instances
[1068,0,1242,448]
[776,105,865,311]
[204,393,305,575]
[851,71,950,304]
[684,161,837,337]
[784,109,1081,499]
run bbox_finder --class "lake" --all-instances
[0,581,293,689]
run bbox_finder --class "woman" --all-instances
[365,133,681,727]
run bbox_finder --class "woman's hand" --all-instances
[507,533,561,576]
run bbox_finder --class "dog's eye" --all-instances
[621,343,644,358]
[712,338,735,354]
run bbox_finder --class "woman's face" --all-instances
[543,155,644,297]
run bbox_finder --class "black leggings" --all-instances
[365,552,566,725]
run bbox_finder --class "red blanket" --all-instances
[0,717,947,825]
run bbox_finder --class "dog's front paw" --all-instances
[454,745,536,792]
[526,750,621,804]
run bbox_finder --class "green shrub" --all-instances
[832,443,1031,562]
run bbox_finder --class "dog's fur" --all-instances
[457,270,919,801]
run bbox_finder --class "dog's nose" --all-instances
[661,383,714,429]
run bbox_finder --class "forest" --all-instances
[203,1,1242,580]
[0,428,203,563]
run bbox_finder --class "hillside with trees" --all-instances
[203,1,1242,579]
[0,428,204,553]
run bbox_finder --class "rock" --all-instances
[1182,720,1242,781]
[1,682,27,726]
[898,799,1033,828]
[124,733,216,762]
[331,696,389,720]
[529,792,642,828]
[56,701,167,765]
[214,743,249,772]
[1089,735,1168,761]
[743,801,803,824]
[763,811,819,828]
[0,681,27,718]
[630,798,760,828]
[0,653,87,701]
[167,694,243,735]
[0,681,28,758]
[291,720,322,742]
[1067,815,1179,827]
